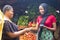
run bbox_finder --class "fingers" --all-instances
[24,28,32,32]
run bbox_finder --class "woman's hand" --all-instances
[43,26,49,29]
[43,24,56,31]
[43,26,47,28]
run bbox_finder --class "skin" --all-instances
[39,6,45,15]
[4,9,32,38]
[5,9,14,19]
[30,6,56,31]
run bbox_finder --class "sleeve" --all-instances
[4,21,14,33]
[51,15,56,23]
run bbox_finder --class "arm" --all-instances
[44,15,56,31]
[7,28,31,38]
[4,21,32,38]
[44,22,56,31]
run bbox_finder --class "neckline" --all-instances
[4,16,12,22]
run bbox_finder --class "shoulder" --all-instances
[48,15,56,22]
[4,20,11,25]
[48,15,56,19]
[37,15,42,19]
[36,16,42,20]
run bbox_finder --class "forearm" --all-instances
[45,23,56,31]
[13,30,26,37]
[7,29,26,38]
[46,26,56,31]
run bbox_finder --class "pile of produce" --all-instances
[20,32,36,40]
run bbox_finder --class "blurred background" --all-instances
[0,0,60,23]
[0,0,60,40]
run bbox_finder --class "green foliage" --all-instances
[26,5,39,21]
[17,16,29,26]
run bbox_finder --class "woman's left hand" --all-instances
[43,26,47,28]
